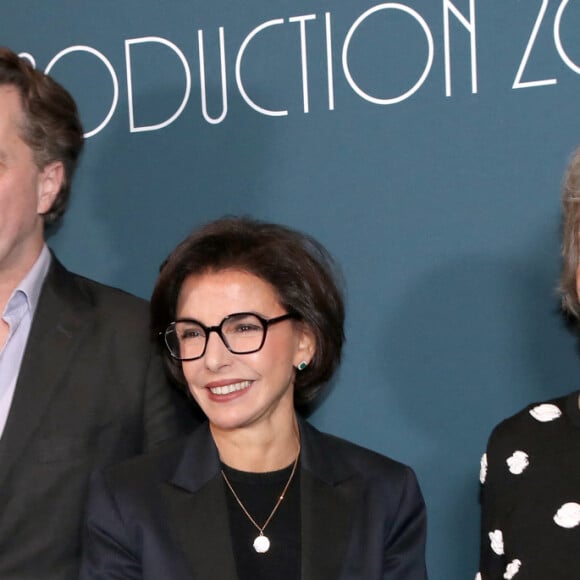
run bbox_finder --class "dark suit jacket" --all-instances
[80,419,428,579]
[0,256,195,580]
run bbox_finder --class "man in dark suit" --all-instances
[0,47,195,579]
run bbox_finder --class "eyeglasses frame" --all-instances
[162,312,296,361]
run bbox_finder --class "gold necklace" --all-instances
[221,450,300,554]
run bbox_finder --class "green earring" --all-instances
[297,361,308,371]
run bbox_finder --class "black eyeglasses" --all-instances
[163,312,295,361]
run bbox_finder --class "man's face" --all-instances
[0,85,62,275]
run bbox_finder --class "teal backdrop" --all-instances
[4,1,580,577]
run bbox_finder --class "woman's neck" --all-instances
[211,413,300,473]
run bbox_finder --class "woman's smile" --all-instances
[206,379,253,397]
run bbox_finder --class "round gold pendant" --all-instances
[253,534,270,553]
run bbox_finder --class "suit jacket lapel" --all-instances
[161,424,238,580]
[299,419,361,580]
[161,419,361,580]
[0,257,90,484]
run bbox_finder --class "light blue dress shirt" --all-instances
[0,245,51,439]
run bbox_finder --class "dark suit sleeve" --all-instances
[141,342,196,452]
[80,472,142,580]
[383,467,428,579]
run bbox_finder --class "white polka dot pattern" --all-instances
[480,453,487,484]
[480,393,580,578]
[489,529,504,555]
[503,559,521,578]
[506,451,529,475]
[553,502,580,528]
[529,403,561,422]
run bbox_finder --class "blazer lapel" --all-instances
[162,425,238,580]
[299,420,361,580]
[0,257,90,484]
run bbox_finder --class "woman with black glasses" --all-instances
[80,217,428,580]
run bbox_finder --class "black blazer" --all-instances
[80,419,428,579]
[0,256,195,580]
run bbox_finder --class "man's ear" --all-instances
[37,161,65,215]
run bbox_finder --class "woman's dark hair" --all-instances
[151,217,345,405]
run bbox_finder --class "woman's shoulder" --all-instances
[486,390,580,456]
[300,420,419,486]
[492,390,577,432]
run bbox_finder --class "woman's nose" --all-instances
[203,330,231,371]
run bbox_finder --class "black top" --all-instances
[479,391,580,579]
[222,462,301,580]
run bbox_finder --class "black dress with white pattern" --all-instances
[478,391,580,580]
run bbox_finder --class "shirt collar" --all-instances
[14,245,52,316]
